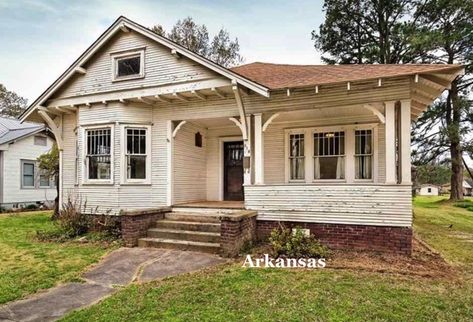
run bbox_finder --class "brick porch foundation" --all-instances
[120,207,170,247]
[257,221,412,255]
[220,211,257,257]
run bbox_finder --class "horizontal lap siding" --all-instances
[173,122,207,204]
[245,185,412,227]
[54,32,219,99]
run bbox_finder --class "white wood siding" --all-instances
[245,184,412,227]
[418,186,439,196]
[173,122,207,204]
[1,135,56,204]
[53,31,220,99]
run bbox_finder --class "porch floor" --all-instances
[173,201,245,209]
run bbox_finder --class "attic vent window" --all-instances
[111,49,145,81]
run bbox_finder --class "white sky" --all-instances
[0,0,324,102]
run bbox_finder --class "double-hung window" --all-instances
[289,133,305,181]
[39,172,50,187]
[314,131,345,180]
[355,129,373,179]
[86,128,112,181]
[22,161,35,188]
[125,128,147,180]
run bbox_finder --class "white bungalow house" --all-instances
[20,16,463,255]
[0,117,56,210]
[416,184,440,196]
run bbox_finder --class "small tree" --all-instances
[151,17,243,67]
[0,84,28,117]
[37,143,60,218]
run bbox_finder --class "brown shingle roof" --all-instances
[230,62,462,90]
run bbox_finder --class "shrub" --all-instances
[269,225,329,258]
[56,197,91,238]
[25,204,38,210]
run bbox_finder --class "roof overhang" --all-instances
[20,16,270,122]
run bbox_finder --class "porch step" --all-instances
[172,207,237,214]
[147,228,221,243]
[138,238,220,254]
[165,211,221,223]
[154,220,221,233]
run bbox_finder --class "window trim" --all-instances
[82,124,114,185]
[21,160,36,189]
[111,49,145,82]
[120,125,151,185]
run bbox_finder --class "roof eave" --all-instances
[20,16,270,122]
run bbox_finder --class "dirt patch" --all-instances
[248,236,457,279]
[326,238,456,279]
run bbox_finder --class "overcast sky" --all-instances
[0,0,324,102]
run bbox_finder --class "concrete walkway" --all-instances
[0,248,226,322]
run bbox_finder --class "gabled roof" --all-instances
[0,116,44,145]
[231,62,463,90]
[20,16,270,122]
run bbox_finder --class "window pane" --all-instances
[314,132,344,156]
[117,56,141,77]
[23,163,34,176]
[290,158,305,180]
[34,136,47,146]
[40,175,50,187]
[289,134,305,180]
[315,156,345,179]
[127,155,146,179]
[355,156,372,179]
[88,156,111,180]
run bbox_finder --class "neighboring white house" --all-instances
[20,16,464,254]
[0,117,56,209]
[416,184,440,196]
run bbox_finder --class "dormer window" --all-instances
[111,49,145,81]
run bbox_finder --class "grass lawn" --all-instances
[0,211,113,304]
[61,197,473,321]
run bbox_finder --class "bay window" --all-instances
[314,131,345,180]
[86,128,112,181]
[289,133,305,180]
[355,129,373,179]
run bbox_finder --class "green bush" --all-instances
[269,225,329,258]
[25,204,38,210]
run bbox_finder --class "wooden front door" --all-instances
[224,141,244,201]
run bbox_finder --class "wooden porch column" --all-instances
[244,115,253,186]
[384,101,397,184]
[400,100,412,184]
[254,113,264,184]
[166,120,174,206]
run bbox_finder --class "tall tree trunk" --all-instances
[449,80,464,201]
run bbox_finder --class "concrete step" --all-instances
[154,220,221,233]
[165,212,221,223]
[147,228,221,243]
[172,207,237,214]
[138,238,220,254]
